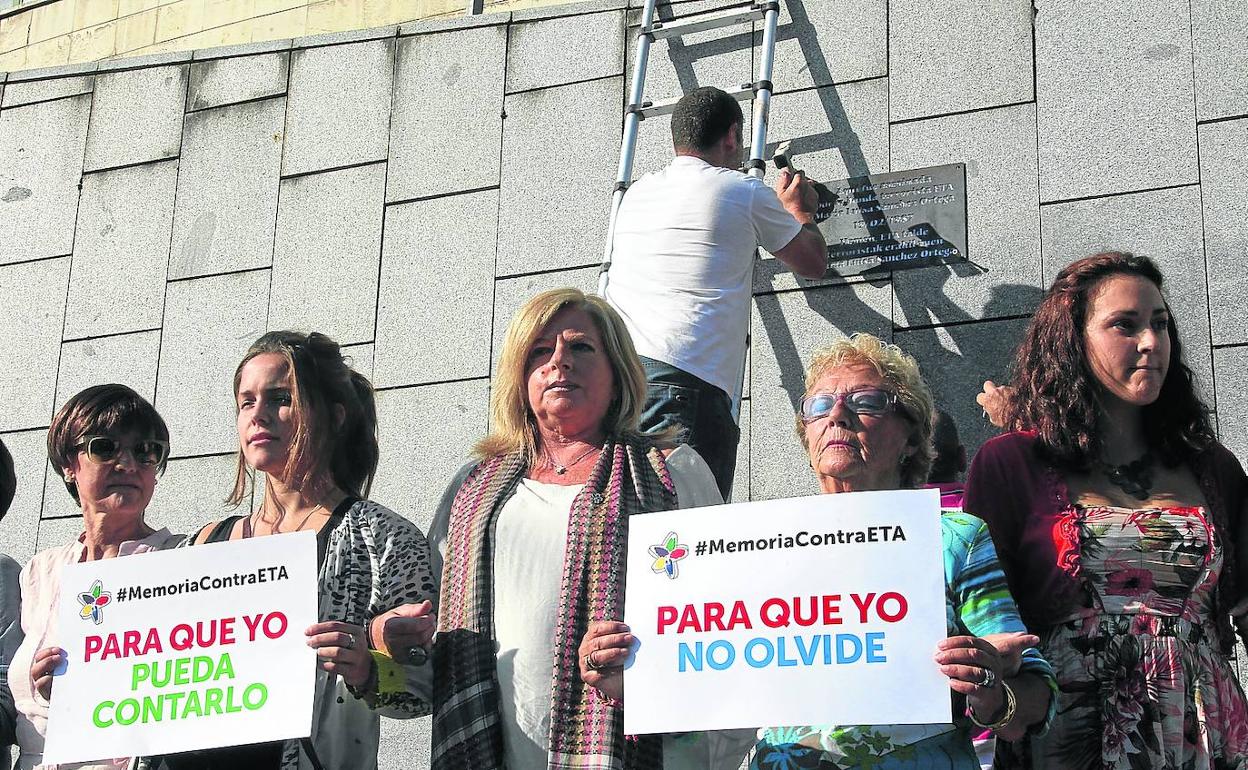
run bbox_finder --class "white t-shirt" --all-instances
[486,445,753,770]
[604,156,803,398]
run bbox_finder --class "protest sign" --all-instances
[43,531,319,764]
[622,489,949,734]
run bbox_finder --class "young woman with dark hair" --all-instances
[164,331,437,770]
[964,252,1248,768]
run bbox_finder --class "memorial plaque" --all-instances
[818,163,968,277]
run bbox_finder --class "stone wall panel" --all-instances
[891,103,1043,324]
[1035,0,1197,201]
[0,95,90,265]
[1,73,92,108]
[1191,0,1248,122]
[496,77,620,276]
[375,190,498,388]
[268,163,385,345]
[54,330,161,414]
[506,9,623,93]
[1214,346,1248,465]
[1198,119,1248,347]
[169,97,285,279]
[84,64,187,171]
[65,160,177,339]
[146,453,245,537]
[187,50,289,111]
[282,38,394,176]
[764,0,887,93]
[896,318,1030,455]
[889,0,1033,121]
[0,429,49,564]
[388,25,506,202]
[0,257,70,432]
[372,379,490,534]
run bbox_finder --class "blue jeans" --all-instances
[639,357,739,501]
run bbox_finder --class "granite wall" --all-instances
[1,0,1247,765]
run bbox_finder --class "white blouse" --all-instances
[437,444,752,770]
[10,529,183,770]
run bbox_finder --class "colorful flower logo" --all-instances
[78,580,112,625]
[649,531,689,579]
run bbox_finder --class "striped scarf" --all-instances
[432,435,677,770]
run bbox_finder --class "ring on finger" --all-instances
[584,653,600,672]
[977,667,996,689]
[343,633,356,650]
[407,646,428,666]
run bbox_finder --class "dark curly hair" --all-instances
[229,331,378,506]
[1003,251,1214,469]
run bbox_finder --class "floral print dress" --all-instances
[1000,505,1248,770]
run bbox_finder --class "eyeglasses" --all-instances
[800,389,899,423]
[74,436,169,467]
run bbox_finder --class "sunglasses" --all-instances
[800,388,900,423]
[75,436,169,467]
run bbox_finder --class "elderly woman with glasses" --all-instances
[427,287,736,770]
[586,334,1056,769]
[747,334,1057,768]
[11,384,182,769]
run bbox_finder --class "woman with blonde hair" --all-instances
[428,288,729,770]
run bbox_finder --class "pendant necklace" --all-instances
[1098,452,1155,501]
[547,445,598,475]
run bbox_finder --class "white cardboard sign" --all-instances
[623,489,950,734]
[43,531,319,764]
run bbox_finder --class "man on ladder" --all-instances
[602,86,827,500]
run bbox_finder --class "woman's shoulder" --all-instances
[20,540,81,589]
[343,498,429,540]
[975,430,1041,462]
[939,510,990,551]
[1194,439,1245,477]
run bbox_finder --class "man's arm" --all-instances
[770,169,827,279]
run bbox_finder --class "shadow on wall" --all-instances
[658,0,1044,454]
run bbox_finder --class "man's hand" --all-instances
[775,168,818,224]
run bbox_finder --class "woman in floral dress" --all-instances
[965,252,1248,769]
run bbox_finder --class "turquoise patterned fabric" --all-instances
[751,511,1056,770]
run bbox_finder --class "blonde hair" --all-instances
[475,288,656,460]
[796,333,935,489]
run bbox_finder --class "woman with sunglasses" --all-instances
[11,384,181,769]
[158,331,436,770]
[599,334,1054,769]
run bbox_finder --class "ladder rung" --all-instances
[642,3,768,41]
[636,85,754,118]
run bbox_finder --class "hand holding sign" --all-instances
[305,621,371,687]
[32,646,66,700]
[578,621,633,704]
